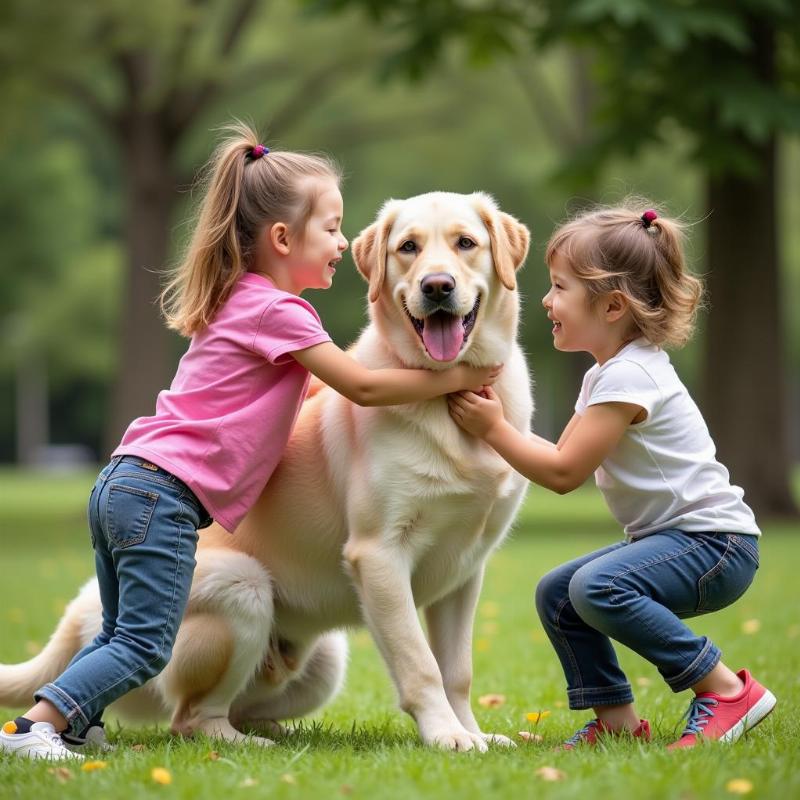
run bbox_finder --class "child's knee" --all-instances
[535,566,571,621]
[567,564,610,624]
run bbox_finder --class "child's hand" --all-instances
[447,386,505,438]
[454,363,503,393]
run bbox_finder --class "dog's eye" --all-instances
[457,236,476,250]
[399,240,417,253]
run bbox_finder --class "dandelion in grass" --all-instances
[478,693,506,708]
[726,778,754,794]
[476,638,491,652]
[151,767,172,785]
[81,760,108,772]
[207,750,220,760]
[525,710,551,723]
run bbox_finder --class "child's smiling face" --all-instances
[542,252,610,356]
[289,178,348,292]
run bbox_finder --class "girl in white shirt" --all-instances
[448,203,775,750]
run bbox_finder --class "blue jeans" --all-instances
[36,456,211,735]
[535,529,760,710]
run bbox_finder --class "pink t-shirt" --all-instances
[113,272,331,532]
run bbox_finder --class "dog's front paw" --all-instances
[480,732,516,748]
[424,726,489,753]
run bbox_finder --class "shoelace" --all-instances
[564,719,601,746]
[680,696,719,736]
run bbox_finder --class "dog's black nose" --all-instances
[420,273,455,303]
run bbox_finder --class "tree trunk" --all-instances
[703,138,797,517]
[105,114,179,454]
[15,353,48,466]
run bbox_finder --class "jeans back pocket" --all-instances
[696,534,757,614]
[106,483,159,548]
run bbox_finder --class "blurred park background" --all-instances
[1,0,798,518]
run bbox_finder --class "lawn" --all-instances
[1,469,798,799]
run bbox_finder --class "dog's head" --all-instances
[352,191,529,367]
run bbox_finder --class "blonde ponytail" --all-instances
[546,199,704,348]
[161,121,342,336]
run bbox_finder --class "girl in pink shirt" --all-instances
[0,122,499,761]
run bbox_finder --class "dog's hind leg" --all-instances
[230,631,348,736]
[160,550,275,746]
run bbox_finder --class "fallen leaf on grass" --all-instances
[130,743,146,751]
[741,619,761,635]
[726,778,754,795]
[517,731,543,743]
[340,786,354,795]
[478,693,506,708]
[281,773,297,784]
[535,766,566,782]
[48,767,73,783]
[635,676,653,687]
[151,767,172,785]
[81,760,108,772]
[207,750,220,760]
[525,711,551,723]
[239,777,259,788]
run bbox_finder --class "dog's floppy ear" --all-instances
[352,201,400,303]
[472,192,530,291]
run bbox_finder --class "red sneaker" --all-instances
[668,669,776,750]
[562,718,651,749]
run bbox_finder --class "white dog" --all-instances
[0,192,533,752]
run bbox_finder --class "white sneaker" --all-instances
[0,720,84,760]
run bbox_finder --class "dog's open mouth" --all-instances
[403,296,481,362]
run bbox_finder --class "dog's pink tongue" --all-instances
[422,313,464,362]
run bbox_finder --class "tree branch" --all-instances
[166,0,263,140]
[510,60,580,153]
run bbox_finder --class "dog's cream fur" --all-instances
[0,192,532,752]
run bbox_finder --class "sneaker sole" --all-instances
[719,689,777,743]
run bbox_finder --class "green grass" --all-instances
[1,468,798,799]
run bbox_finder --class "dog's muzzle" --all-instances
[404,276,481,363]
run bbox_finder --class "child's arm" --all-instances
[292,341,502,407]
[448,387,641,494]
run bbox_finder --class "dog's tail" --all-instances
[0,580,97,707]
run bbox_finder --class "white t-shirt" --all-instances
[575,338,760,540]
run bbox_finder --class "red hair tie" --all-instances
[249,144,269,159]
[641,209,658,229]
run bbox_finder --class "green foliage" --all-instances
[322,0,800,181]
[0,473,798,798]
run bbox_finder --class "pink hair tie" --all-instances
[249,144,269,159]
[641,209,658,230]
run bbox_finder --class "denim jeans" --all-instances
[535,529,760,710]
[36,456,211,735]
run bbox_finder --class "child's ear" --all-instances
[269,222,291,255]
[605,291,630,322]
